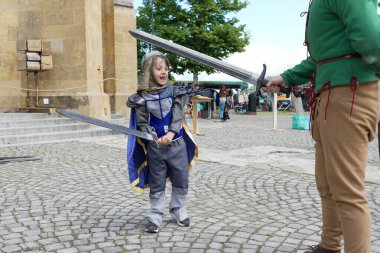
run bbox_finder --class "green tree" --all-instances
[137,0,250,83]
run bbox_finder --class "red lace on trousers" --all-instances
[307,54,362,120]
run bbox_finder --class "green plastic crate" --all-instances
[292,115,310,130]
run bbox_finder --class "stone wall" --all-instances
[0,0,137,119]
[0,0,21,112]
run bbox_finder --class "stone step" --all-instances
[0,118,75,128]
[0,112,129,146]
[0,123,90,136]
[111,114,125,119]
[0,128,123,146]
[109,117,129,126]
[0,113,54,120]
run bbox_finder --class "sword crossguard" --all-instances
[256,64,291,98]
[175,83,201,97]
[256,64,268,96]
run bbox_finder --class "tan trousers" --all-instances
[311,81,380,253]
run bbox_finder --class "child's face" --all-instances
[152,57,169,86]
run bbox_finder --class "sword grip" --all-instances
[256,64,291,98]
[146,127,159,148]
[279,87,292,98]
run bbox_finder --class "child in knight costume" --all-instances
[126,51,198,233]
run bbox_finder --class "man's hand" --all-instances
[157,131,175,145]
[262,75,286,93]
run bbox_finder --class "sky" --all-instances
[133,0,313,81]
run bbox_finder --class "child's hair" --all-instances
[151,55,170,69]
[141,51,170,71]
[138,51,170,91]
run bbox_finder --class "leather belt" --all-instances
[316,53,361,67]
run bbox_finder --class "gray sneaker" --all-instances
[170,209,190,227]
[176,217,190,227]
[145,221,158,233]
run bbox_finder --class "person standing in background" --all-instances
[233,89,239,108]
[218,85,228,120]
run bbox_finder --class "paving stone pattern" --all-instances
[0,113,379,253]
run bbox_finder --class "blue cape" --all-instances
[127,108,198,193]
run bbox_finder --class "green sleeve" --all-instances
[280,57,316,86]
[329,0,380,70]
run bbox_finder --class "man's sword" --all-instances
[129,29,291,96]
[57,109,155,142]
[129,29,259,84]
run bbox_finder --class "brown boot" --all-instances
[304,245,340,253]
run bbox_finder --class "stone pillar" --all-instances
[102,0,116,112]
[102,0,137,118]
[83,0,110,120]
[0,1,22,112]
[113,0,138,119]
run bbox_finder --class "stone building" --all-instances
[0,0,138,120]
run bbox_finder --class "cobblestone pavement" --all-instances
[0,112,379,253]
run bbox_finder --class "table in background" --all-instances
[191,96,212,135]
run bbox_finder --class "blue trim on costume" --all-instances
[127,108,149,190]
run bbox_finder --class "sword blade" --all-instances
[0,157,40,164]
[57,109,154,141]
[129,29,258,84]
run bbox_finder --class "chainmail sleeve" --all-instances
[169,94,187,134]
[169,84,200,134]
[127,93,153,133]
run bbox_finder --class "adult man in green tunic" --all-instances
[264,1,380,253]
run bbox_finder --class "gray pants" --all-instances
[146,137,189,226]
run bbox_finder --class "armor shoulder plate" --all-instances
[173,83,200,98]
[127,93,145,107]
